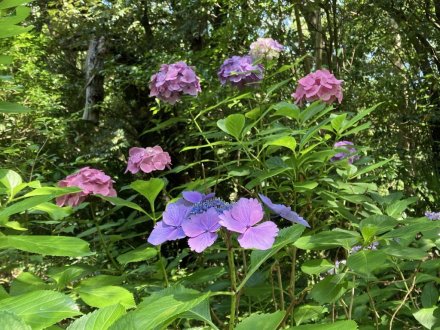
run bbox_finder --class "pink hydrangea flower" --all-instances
[125,146,171,174]
[292,69,343,105]
[149,61,201,104]
[56,167,117,207]
[249,38,284,61]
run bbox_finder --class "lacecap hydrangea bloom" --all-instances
[331,141,358,164]
[147,191,310,252]
[218,55,263,88]
[125,146,171,174]
[149,61,201,104]
[292,69,343,105]
[249,38,284,61]
[425,211,440,220]
[56,167,117,207]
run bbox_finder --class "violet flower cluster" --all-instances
[56,167,117,207]
[218,55,264,88]
[149,61,201,104]
[331,141,359,164]
[125,146,172,174]
[292,69,343,105]
[425,211,440,220]
[249,38,284,61]
[148,192,310,252]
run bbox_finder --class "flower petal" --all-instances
[188,232,218,253]
[147,221,184,245]
[237,221,279,250]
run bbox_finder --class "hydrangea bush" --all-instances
[1,32,439,330]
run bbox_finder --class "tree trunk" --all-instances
[83,36,105,124]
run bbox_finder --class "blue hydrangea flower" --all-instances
[258,194,310,227]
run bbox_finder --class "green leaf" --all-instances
[385,197,418,218]
[76,286,135,309]
[271,101,300,120]
[129,179,164,211]
[181,267,226,285]
[413,307,440,329]
[351,159,391,178]
[0,169,22,196]
[330,113,347,132]
[0,101,32,113]
[0,195,58,224]
[0,235,93,257]
[287,320,358,330]
[295,230,360,250]
[238,226,305,291]
[0,290,81,329]
[382,246,428,260]
[301,259,334,275]
[10,272,52,296]
[117,246,157,265]
[67,304,126,330]
[48,266,89,289]
[0,6,31,25]
[217,113,246,140]
[31,202,73,220]
[0,0,32,9]
[21,186,81,198]
[264,136,296,152]
[0,311,31,330]
[421,283,439,308]
[380,221,440,239]
[179,299,218,330]
[309,274,349,304]
[347,250,388,276]
[80,275,123,288]
[359,215,397,240]
[97,195,147,214]
[109,286,210,330]
[235,311,285,330]
[299,101,327,123]
[293,305,327,326]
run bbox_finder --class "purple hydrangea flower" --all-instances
[180,191,216,205]
[425,211,440,220]
[258,194,310,227]
[218,55,263,88]
[249,38,284,61]
[147,203,191,245]
[331,141,359,164]
[219,198,279,250]
[182,208,222,252]
[149,61,201,104]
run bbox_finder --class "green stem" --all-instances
[158,248,169,287]
[226,232,238,330]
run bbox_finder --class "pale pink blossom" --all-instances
[292,69,343,105]
[56,167,117,207]
[125,146,172,174]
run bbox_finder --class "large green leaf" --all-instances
[0,290,81,330]
[237,225,304,291]
[217,113,246,140]
[421,283,439,308]
[109,286,210,330]
[117,246,157,265]
[129,178,164,211]
[96,195,147,214]
[235,311,285,330]
[264,136,297,152]
[0,311,31,330]
[295,230,360,250]
[293,305,327,326]
[0,0,32,9]
[67,304,126,330]
[380,221,440,239]
[301,259,334,275]
[0,169,22,196]
[0,235,93,257]
[347,250,389,277]
[0,195,56,223]
[413,307,440,329]
[309,274,349,304]
[10,272,52,296]
[76,286,136,309]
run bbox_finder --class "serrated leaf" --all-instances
[235,311,285,330]
[67,304,126,330]
[0,290,81,329]
[0,235,93,257]
[76,286,135,309]
[0,311,31,330]
[293,305,327,326]
[117,246,157,265]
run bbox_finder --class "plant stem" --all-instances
[158,248,169,287]
[226,232,238,330]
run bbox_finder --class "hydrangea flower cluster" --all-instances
[125,146,171,174]
[149,61,201,104]
[148,192,310,252]
[249,38,284,61]
[292,69,343,105]
[331,141,358,164]
[425,211,440,220]
[218,55,264,88]
[56,167,117,207]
